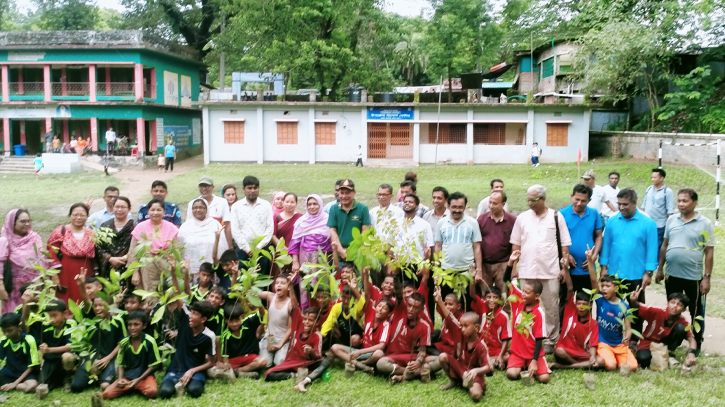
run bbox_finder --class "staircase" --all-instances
[0,157,36,174]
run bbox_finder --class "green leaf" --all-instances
[68,299,84,323]
[151,305,166,325]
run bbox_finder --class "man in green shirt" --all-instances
[327,179,371,260]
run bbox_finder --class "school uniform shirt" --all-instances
[557,296,599,358]
[137,202,182,226]
[446,317,490,369]
[592,297,628,347]
[321,299,365,338]
[390,283,432,327]
[206,307,226,336]
[369,285,395,307]
[89,315,128,358]
[362,301,391,349]
[28,320,75,361]
[471,299,511,357]
[221,311,263,358]
[186,195,231,224]
[636,304,693,351]
[169,304,216,373]
[0,333,40,378]
[189,284,211,304]
[435,312,463,355]
[508,283,546,360]
[116,334,162,380]
[266,308,323,376]
[386,316,431,355]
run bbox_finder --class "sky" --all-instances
[14,0,430,17]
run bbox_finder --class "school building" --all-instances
[0,31,203,156]
[202,101,591,165]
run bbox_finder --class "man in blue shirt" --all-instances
[600,187,658,345]
[560,184,603,293]
[137,180,182,226]
[641,168,675,254]
[87,186,132,226]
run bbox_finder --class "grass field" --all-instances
[2,160,725,406]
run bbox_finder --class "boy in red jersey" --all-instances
[629,287,697,368]
[438,311,490,401]
[389,267,432,327]
[432,286,463,356]
[503,251,551,383]
[475,286,511,370]
[376,292,432,383]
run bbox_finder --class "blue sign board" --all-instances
[164,126,191,149]
[367,106,414,120]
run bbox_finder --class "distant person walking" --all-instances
[531,142,542,167]
[355,145,363,167]
[642,168,675,253]
[164,139,176,172]
[105,127,116,154]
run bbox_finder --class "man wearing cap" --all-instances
[327,179,372,260]
[186,176,233,247]
[581,169,609,216]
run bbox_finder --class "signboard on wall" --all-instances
[181,75,192,107]
[192,118,201,144]
[164,71,179,106]
[156,119,165,148]
[165,126,190,149]
[367,106,413,120]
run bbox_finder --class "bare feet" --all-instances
[439,380,457,391]
[391,375,404,384]
[293,382,308,393]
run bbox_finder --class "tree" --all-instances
[33,0,98,30]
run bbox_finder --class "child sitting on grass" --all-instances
[438,311,490,402]
[190,262,215,304]
[593,275,637,373]
[265,307,329,395]
[432,286,463,356]
[258,273,298,367]
[321,284,364,350]
[103,311,161,400]
[0,313,39,393]
[503,250,551,384]
[219,304,267,379]
[476,286,511,370]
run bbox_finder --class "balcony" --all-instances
[51,82,90,99]
[8,82,45,99]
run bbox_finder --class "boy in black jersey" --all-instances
[219,304,267,379]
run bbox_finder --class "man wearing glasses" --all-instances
[369,183,404,242]
[510,184,572,355]
[186,176,233,246]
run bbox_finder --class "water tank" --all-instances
[349,86,363,102]
[380,92,395,103]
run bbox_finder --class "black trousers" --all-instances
[266,359,330,382]
[165,157,174,171]
[636,323,688,369]
[665,276,705,345]
[623,279,645,339]
[355,158,363,167]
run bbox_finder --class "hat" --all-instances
[582,170,596,180]
[198,176,214,186]
[339,179,355,191]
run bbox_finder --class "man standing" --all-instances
[137,180,182,226]
[87,186,129,226]
[601,171,621,226]
[510,184,571,354]
[559,184,603,292]
[642,168,675,252]
[600,188,658,347]
[393,181,428,217]
[435,192,482,300]
[231,175,274,273]
[422,186,450,232]
[369,183,404,241]
[186,176,233,248]
[44,130,54,153]
[476,179,511,217]
[105,127,116,154]
[323,179,344,214]
[531,142,542,166]
[477,191,516,296]
[581,170,609,216]
[656,189,714,354]
[327,179,371,260]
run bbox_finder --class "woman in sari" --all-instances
[96,196,134,278]
[177,199,228,280]
[272,193,302,275]
[288,195,332,308]
[47,203,96,303]
[129,199,179,295]
[0,209,44,314]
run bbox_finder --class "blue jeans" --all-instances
[159,371,206,399]
[657,227,665,260]
[71,359,115,393]
[531,156,539,165]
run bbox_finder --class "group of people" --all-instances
[0,167,713,401]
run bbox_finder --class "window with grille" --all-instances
[473,123,506,145]
[542,58,554,78]
[427,123,466,144]
[315,122,336,145]
[223,121,245,144]
[546,123,568,146]
[277,122,298,144]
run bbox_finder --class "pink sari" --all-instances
[1,209,44,313]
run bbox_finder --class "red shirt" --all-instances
[557,296,599,355]
[477,303,512,357]
[477,212,517,264]
[287,308,323,363]
[445,317,490,369]
[370,285,395,307]
[390,284,432,327]
[362,301,391,349]
[508,283,546,359]
[386,316,431,355]
[637,304,692,350]
[435,312,462,355]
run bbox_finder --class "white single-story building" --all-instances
[201,101,591,165]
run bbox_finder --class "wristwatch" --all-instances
[704,274,712,279]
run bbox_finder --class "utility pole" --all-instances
[219,14,225,92]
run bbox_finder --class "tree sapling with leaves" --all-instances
[320,275,364,350]
[0,312,39,394]
[628,287,698,369]
[503,250,551,384]
[591,275,638,373]
[437,311,490,402]
[219,304,267,379]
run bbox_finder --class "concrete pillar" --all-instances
[308,108,315,164]
[466,108,474,165]
[149,68,156,99]
[202,107,210,165]
[2,118,9,153]
[360,108,368,162]
[150,119,157,153]
[105,67,111,96]
[63,120,70,144]
[90,117,98,152]
[20,120,26,145]
[134,63,144,102]
[17,68,23,94]
[136,117,145,154]
[43,65,51,101]
[45,117,52,133]
[526,109,535,164]
[582,109,591,162]
[89,65,96,102]
[413,107,420,164]
[61,67,67,96]
[1,65,8,102]
[256,107,264,164]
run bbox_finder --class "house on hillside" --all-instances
[513,39,585,104]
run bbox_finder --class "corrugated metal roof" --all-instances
[481,81,513,89]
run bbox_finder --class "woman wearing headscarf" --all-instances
[289,195,332,307]
[96,196,134,278]
[0,209,44,314]
[177,198,228,280]
[47,203,97,303]
[129,199,179,295]
[272,191,286,218]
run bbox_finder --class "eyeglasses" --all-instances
[527,197,543,202]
